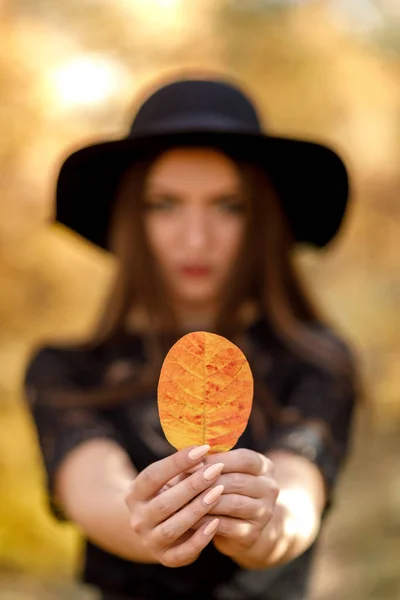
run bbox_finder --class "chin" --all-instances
[178,284,218,306]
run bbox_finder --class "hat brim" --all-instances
[55,130,350,250]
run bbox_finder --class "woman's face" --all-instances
[143,147,247,312]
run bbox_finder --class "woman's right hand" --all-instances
[124,445,224,567]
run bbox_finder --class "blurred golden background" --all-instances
[0,0,399,598]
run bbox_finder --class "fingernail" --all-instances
[188,445,210,461]
[203,462,224,481]
[204,518,219,536]
[203,484,224,505]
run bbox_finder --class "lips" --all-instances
[180,265,212,277]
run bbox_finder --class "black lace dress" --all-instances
[24,320,356,600]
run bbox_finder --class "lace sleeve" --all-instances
[265,338,357,507]
[24,346,120,521]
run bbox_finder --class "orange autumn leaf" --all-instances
[157,331,253,452]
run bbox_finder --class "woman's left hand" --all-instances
[194,448,279,559]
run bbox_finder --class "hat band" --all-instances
[130,113,263,138]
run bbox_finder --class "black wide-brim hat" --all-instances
[56,78,350,250]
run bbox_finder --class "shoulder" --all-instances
[311,323,354,351]
[293,326,359,410]
[249,317,355,359]
[24,331,146,390]
[250,318,357,384]
[306,324,358,377]
[24,345,89,390]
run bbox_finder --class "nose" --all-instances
[182,207,210,251]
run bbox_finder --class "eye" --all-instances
[144,195,177,212]
[216,195,246,214]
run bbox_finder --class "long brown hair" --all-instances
[41,145,355,412]
[99,147,349,352]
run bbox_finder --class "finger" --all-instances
[204,448,273,477]
[152,484,224,549]
[158,462,209,494]
[208,494,268,521]
[159,519,219,568]
[134,445,210,500]
[158,473,187,495]
[216,473,276,498]
[147,463,225,526]
[193,515,254,539]
[216,515,258,539]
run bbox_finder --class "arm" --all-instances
[197,448,326,570]
[24,348,153,561]
[231,449,326,569]
[54,438,156,563]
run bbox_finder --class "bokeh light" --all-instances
[48,54,130,108]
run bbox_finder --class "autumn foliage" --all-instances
[157,331,253,452]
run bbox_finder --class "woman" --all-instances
[25,77,357,600]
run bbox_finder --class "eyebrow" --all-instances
[145,184,243,197]
[144,185,178,195]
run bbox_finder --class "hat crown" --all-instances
[129,79,263,136]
